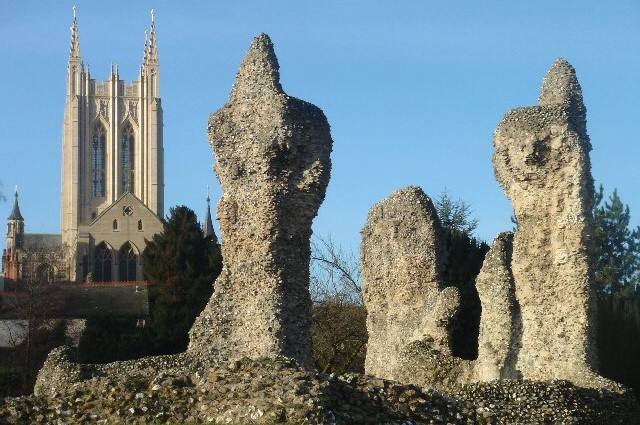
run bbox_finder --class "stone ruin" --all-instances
[9,41,636,424]
[187,33,332,368]
[492,58,601,386]
[474,231,519,381]
[362,59,620,392]
[361,186,472,389]
[33,33,332,396]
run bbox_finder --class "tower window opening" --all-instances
[92,124,106,197]
[122,124,135,192]
[138,220,143,231]
[113,219,119,231]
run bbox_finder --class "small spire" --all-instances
[69,5,81,61]
[145,9,159,65]
[203,186,214,238]
[8,185,24,221]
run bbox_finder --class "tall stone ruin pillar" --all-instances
[188,34,333,368]
[492,59,599,385]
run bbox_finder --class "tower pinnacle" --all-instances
[69,6,81,61]
[146,10,159,64]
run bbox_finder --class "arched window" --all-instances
[118,242,137,281]
[94,242,112,282]
[113,219,118,231]
[138,220,143,231]
[122,124,135,192]
[92,124,106,197]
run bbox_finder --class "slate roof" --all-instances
[23,234,62,250]
[8,192,23,221]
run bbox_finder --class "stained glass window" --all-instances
[122,124,135,192]
[92,124,106,197]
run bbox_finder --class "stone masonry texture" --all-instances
[493,58,602,387]
[361,186,468,389]
[187,33,333,368]
[474,231,520,381]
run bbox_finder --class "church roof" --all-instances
[8,189,24,221]
[23,234,62,250]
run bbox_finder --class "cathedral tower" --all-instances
[61,8,164,282]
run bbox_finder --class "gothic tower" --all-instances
[2,188,25,281]
[61,8,164,281]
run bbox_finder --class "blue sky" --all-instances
[1,1,638,254]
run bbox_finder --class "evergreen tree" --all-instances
[592,185,640,395]
[78,315,149,363]
[143,206,222,354]
[435,189,479,235]
[593,185,640,294]
[598,285,640,397]
[442,228,489,359]
[434,190,489,359]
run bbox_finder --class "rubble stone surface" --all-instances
[493,58,600,386]
[474,232,520,381]
[361,186,469,389]
[13,349,640,424]
[186,33,332,368]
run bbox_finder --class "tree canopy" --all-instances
[144,205,223,354]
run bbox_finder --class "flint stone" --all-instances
[492,58,602,387]
[188,33,333,368]
[361,186,469,389]
[474,231,520,381]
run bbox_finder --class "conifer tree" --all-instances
[593,185,640,294]
[435,190,489,359]
[143,206,222,354]
[593,185,640,395]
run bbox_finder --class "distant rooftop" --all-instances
[23,234,62,250]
